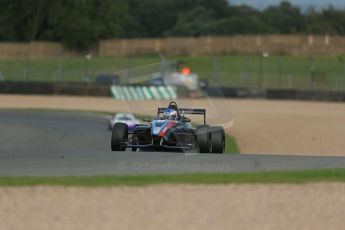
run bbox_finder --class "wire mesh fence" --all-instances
[209,54,345,91]
[0,54,344,91]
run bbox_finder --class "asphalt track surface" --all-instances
[1,110,345,176]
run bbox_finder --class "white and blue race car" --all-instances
[108,113,140,131]
[111,101,225,153]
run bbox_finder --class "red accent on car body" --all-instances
[159,121,176,137]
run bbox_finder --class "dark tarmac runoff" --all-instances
[0,110,345,176]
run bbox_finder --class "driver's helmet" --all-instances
[162,108,178,120]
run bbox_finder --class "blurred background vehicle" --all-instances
[95,74,120,85]
[150,67,199,91]
[108,113,140,131]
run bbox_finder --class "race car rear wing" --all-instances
[157,108,206,124]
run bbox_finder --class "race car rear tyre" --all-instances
[210,126,225,154]
[196,125,211,153]
[111,123,128,151]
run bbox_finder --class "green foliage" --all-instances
[1,0,345,50]
[0,0,126,50]
[124,0,182,38]
[47,0,126,50]
[202,16,274,35]
[0,0,51,41]
[306,10,338,34]
[164,6,214,37]
[322,7,345,35]
[262,1,305,34]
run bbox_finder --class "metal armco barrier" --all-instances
[110,85,177,100]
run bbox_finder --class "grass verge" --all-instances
[225,134,239,154]
[1,169,345,186]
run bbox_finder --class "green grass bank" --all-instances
[1,169,345,186]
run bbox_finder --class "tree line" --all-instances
[0,0,345,50]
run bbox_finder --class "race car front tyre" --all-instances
[111,122,128,151]
[210,126,225,154]
[196,125,211,153]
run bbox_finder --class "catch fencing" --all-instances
[1,55,345,92]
